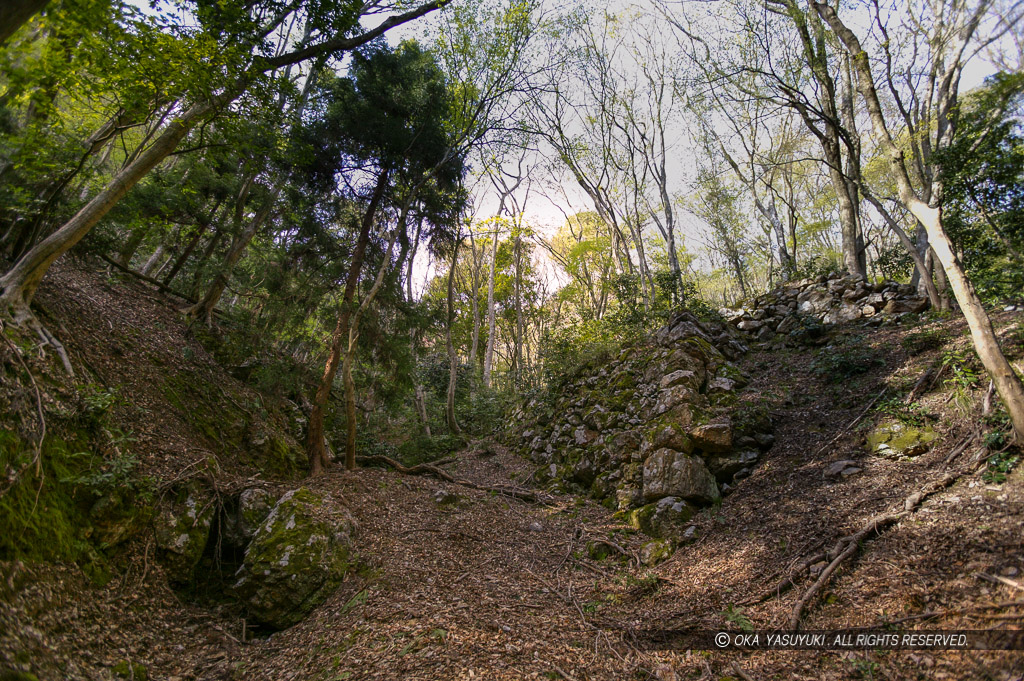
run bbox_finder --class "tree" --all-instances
[0,0,51,45]
[936,72,1024,300]
[0,0,451,337]
[304,42,466,474]
[813,0,1024,441]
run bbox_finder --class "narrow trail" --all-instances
[2,263,1021,680]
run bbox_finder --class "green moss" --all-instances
[586,541,611,561]
[0,671,40,681]
[0,431,95,564]
[866,420,937,458]
[112,660,148,680]
[234,488,357,628]
[640,539,674,566]
[154,482,214,584]
[606,388,636,411]
[162,373,301,479]
[731,401,772,437]
[628,504,658,534]
[612,372,636,391]
[250,433,302,479]
[681,337,717,363]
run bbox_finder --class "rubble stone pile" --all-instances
[720,273,930,344]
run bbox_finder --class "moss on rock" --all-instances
[111,660,148,680]
[154,482,214,585]
[866,420,937,459]
[232,487,357,629]
[640,539,674,566]
[628,497,695,539]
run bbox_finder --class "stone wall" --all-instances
[513,312,773,542]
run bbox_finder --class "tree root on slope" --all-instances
[355,454,554,504]
[742,467,971,629]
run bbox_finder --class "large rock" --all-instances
[866,420,937,459]
[233,488,357,629]
[705,449,760,482]
[154,483,215,584]
[690,418,733,453]
[642,448,720,504]
[640,539,674,566]
[628,496,696,538]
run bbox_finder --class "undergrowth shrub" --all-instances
[983,451,1020,484]
[813,337,884,381]
[874,397,931,427]
[941,348,984,414]
[395,433,467,467]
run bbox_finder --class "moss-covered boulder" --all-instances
[222,487,277,549]
[88,489,154,549]
[690,418,733,453]
[866,420,937,459]
[232,487,357,629]
[154,483,214,584]
[628,497,695,539]
[640,539,674,566]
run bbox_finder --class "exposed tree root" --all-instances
[29,315,74,376]
[787,468,966,629]
[1,293,74,376]
[356,454,554,504]
[0,324,47,498]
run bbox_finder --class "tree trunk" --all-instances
[414,382,431,437]
[141,242,169,277]
[186,196,276,323]
[482,224,499,388]
[513,233,523,386]
[445,237,461,434]
[0,0,50,45]
[342,229,400,468]
[862,190,941,308]
[306,170,390,475]
[468,232,481,373]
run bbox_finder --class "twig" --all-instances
[788,469,964,629]
[99,253,200,304]
[356,454,552,504]
[944,435,973,466]
[741,552,827,605]
[552,664,578,681]
[731,661,757,681]
[976,573,1024,592]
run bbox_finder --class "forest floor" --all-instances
[2,261,1024,681]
